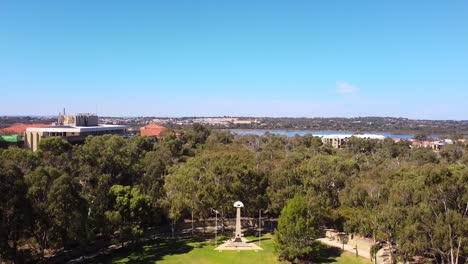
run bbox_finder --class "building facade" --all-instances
[321,134,386,148]
[25,114,127,151]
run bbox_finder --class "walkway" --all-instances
[317,238,371,260]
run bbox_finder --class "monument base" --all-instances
[214,237,263,251]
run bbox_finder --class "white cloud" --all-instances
[336,81,360,94]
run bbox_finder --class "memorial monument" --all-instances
[214,201,262,251]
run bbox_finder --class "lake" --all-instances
[229,129,415,139]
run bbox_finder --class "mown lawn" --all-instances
[95,234,371,264]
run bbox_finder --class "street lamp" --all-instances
[258,209,262,247]
[211,208,220,246]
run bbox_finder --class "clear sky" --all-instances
[1,1,467,119]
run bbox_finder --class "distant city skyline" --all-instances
[1,1,467,119]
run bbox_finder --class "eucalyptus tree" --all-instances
[25,167,87,258]
[0,160,30,262]
[106,185,153,243]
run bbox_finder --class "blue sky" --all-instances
[1,1,467,119]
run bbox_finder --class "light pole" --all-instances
[258,209,262,248]
[211,208,219,246]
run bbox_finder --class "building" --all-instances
[410,139,452,152]
[0,135,23,148]
[0,123,52,135]
[25,114,127,151]
[321,134,386,148]
[140,123,167,138]
[0,123,52,149]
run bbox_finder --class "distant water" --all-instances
[230,129,415,139]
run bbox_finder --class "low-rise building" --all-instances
[410,139,453,152]
[321,134,386,148]
[140,123,167,138]
[25,114,127,151]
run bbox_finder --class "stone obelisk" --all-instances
[214,200,262,251]
[233,201,244,242]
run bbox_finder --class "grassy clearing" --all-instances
[95,234,371,264]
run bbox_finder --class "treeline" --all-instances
[0,125,467,263]
[199,117,468,136]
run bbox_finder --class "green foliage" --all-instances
[206,130,234,145]
[163,144,265,235]
[46,174,88,248]
[183,123,211,148]
[0,160,30,261]
[274,194,322,262]
[410,147,439,164]
[37,137,72,155]
[74,135,154,186]
[0,147,38,174]
[25,167,87,257]
[440,144,463,163]
[106,185,153,242]
[413,133,429,141]
[1,126,466,263]
[37,137,72,167]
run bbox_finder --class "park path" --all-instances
[317,238,393,264]
[317,238,371,260]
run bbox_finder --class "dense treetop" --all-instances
[0,125,466,263]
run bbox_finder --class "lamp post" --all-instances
[211,208,219,246]
[258,209,262,248]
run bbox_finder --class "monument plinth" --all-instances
[214,201,262,251]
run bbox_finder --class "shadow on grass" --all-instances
[310,245,342,263]
[247,237,271,243]
[93,237,203,264]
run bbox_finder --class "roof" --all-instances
[412,140,447,147]
[0,135,22,143]
[321,134,386,140]
[26,124,127,133]
[0,123,51,135]
[140,124,166,137]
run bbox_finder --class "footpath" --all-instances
[317,237,371,260]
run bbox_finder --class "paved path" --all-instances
[317,238,371,260]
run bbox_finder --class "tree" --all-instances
[418,164,468,264]
[440,144,463,163]
[206,130,234,145]
[106,185,153,243]
[413,133,429,141]
[273,194,321,262]
[0,160,30,262]
[74,135,144,185]
[139,148,172,206]
[0,147,38,174]
[37,137,72,168]
[410,147,438,164]
[26,167,88,257]
[46,174,88,249]
[25,166,61,258]
[162,188,187,238]
[85,174,113,237]
[183,124,211,148]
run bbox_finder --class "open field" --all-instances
[95,234,371,264]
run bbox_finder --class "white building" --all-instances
[321,134,386,148]
[25,114,127,151]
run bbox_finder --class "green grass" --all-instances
[95,234,371,264]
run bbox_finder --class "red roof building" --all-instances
[140,124,167,137]
[0,124,51,135]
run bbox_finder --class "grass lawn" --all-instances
[95,234,371,264]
